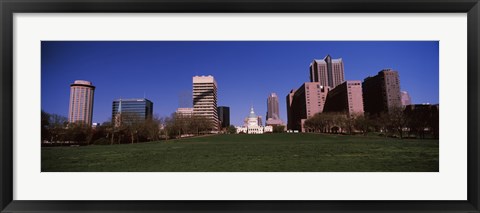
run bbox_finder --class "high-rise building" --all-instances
[217,106,230,128]
[176,107,194,116]
[193,75,219,131]
[266,93,280,120]
[309,55,345,88]
[287,82,330,131]
[362,69,402,116]
[111,98,153,127]
[68,80,95,126]
[286,89,296,130]
[323,80,364,116]
[266,93,284,126]
[401,91,412,106]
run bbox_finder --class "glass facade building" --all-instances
[111,98,153,126]
[217,106,230,128]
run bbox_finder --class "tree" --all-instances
[428,106,439,139]
[303,112,348,134]
[66,122,92,145]
[388,107,407,139]
[353,114,374,135]
[272,125,286,133]
[405,105,439,139]
[47,113,68,143]
[227,125,237,134]
[41,110,51,143]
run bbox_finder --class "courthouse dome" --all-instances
[249,106,257,118]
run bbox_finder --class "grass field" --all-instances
[41,133,439,172]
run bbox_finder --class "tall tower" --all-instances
[309,55,345,88]
[193,75,219,131]
[401,91,412,106]
[266,93,280,120]
[286,89,296,130]
[68,80,95,126]
[362,69,402,115]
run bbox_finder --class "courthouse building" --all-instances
[236,106,273,134]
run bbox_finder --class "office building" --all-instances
[286,89,296,130]
[217,106,230,128]
[112,98,153,127]
[401,91,412,106]
[193,75,219,131]
[323,80,364,116]
[309,55,345,88]
[362,69,402,116]
[287,82,330,131]
[266,93,284,126]
[68,80,95,126]
[176,107,194,116]
[266,93,280,120]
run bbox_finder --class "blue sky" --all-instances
[41,41,439,126]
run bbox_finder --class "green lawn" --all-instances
[41,133,439,172]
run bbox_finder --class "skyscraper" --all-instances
[323,80,364,116]
[111,98,153,127]
[266,93,284,126]
[193,75,219,131]
[266,93,280,120]
[362,69,402,116]
[217,106,230,128]
[68,80,95,126]
[401,91,412,106]
[309,55,345,88]
[286,89,296,130]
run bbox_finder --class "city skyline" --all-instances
[41,41,439,126]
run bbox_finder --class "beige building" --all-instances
[193,75,219,131]
[68,80,95,126]
[176,107,194,116]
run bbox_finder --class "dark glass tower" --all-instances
[217,106,230,128]
[111,98,153,126]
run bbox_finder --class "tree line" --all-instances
[303,106,439,139]
[41,111,240,146]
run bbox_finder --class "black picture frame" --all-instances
[1,0,479,212]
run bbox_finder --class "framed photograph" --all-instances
[1,0,479,212]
